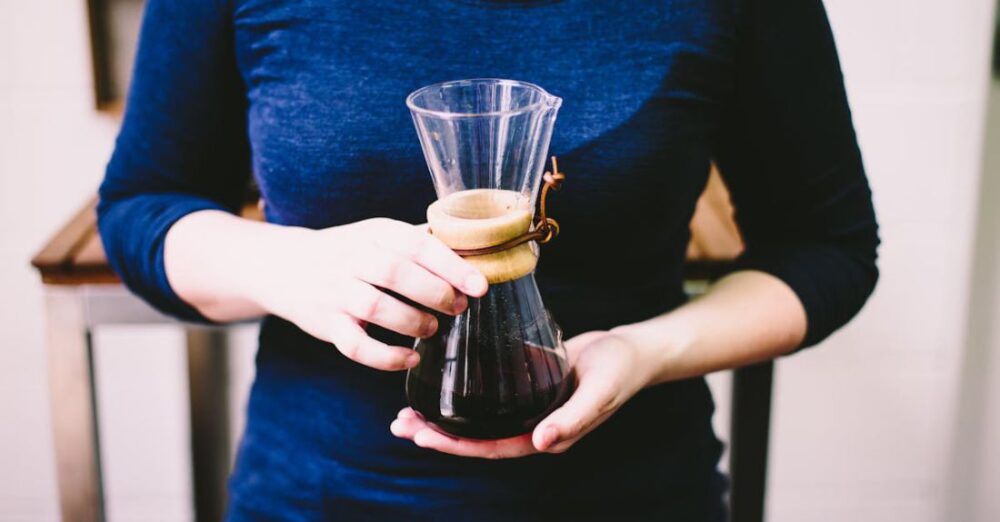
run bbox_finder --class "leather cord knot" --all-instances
[452,156,565,257]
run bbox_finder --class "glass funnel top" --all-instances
[407,79,562,208]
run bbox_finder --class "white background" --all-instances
[1,0,998,520]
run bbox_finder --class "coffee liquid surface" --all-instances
[407,340,572,440]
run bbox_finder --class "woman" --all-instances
[98,0,879,520]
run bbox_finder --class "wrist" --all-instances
[242,223,314,315]
[610,316,697,386]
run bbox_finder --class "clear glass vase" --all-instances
[404,79,571,439]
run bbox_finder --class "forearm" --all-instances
[614,270,807,385]
[164,209,307,322]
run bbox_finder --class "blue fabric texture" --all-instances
[97,0,878,519]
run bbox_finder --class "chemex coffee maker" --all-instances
[404,79,571,440]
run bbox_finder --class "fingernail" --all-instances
[452,293,468,315]
[464,274,487,295]
[405,353,420,368]
[421,317,438,338]
[540,426,559,449]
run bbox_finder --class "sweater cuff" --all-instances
[98,193,229,324]
[735,241,878,350]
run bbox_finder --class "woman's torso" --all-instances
[228,0,734,519]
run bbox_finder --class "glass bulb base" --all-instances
[405,275,572,440]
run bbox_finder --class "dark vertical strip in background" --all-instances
[729,360,774,522]
[186,329,232,522]
[993,6,1000,75]
[86,0,115,109]
[85,330,108,522]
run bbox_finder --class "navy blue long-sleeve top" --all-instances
[98,0,878,519]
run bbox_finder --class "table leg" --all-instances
[44,289,105,522]
[186,328,232,522]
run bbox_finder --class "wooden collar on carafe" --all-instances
[427,157,565,284]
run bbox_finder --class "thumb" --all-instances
[531,375,613,452]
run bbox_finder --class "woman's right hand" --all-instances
[251,218,489,371]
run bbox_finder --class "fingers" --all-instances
[532,376,620,453]
[327,315,419,371]
[380,222,488,297]
[340,280,438,338]
[389,409,424,438]
[390,408,538,459]
[413,429,537,460]
[356,256,468,315]
[387,331,637,456]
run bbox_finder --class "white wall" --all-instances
[2,1,115,520]
[944,79,1000,522]
[0,1,996,521]
[763,1,998,521]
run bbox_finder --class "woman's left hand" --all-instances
[390,329,654,458]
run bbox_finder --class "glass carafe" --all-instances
[405,79,571,439]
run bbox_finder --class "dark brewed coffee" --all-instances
[406,340,573,440]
